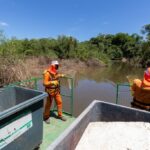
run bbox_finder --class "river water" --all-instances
[62,62,144,117]
[38,63,144,117]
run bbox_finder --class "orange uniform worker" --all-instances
[131,63,150,110]
[43,60,66,124]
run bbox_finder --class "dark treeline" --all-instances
[0,24,150,67]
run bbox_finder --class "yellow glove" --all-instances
[61,74,65,77]
[57,74,65,78]
[51,80,59,86]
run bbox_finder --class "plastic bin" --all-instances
[0,86,47,150]
[48,100,150,150]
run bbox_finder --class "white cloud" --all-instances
[0,21,8,27]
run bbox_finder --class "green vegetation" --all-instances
[0,24,150,67]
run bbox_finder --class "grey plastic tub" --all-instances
[48,100,150,150]
[0,86,47,150]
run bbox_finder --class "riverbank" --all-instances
[0,57,107,86]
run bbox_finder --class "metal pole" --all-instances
[116,84,119,104]
[34,78,38,90]
[70,78,74,116]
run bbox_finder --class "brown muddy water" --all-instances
[63,63,144,117]
[39,63,144,117]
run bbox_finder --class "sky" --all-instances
[0,0,150,41]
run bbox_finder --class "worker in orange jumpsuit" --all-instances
[43,60,66,124]
[131,62,150,110]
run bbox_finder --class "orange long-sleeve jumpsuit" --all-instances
[131,68,150,110]
[43,68,63,120]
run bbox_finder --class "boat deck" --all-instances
[40,112,75,150]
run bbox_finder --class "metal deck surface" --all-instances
[40,112,75,150]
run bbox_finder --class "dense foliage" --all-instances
[0,24,150,67]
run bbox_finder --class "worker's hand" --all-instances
[60,74,65,77]
[51,80,59,86]
[57,74,65,78]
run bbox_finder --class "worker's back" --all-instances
[131,67,150,110]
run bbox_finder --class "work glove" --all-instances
[51,80,59,86]
[57,74,65,78]
[60,74,65,77]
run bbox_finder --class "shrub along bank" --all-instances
[0,24,150,85]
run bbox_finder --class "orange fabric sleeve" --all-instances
[43,72,54,87]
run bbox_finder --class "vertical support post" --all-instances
[70,78,74,116]
[34,78,38,90]
[116,84,119,104]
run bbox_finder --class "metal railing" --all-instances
[7,77,41,90]
[115,83,131,104]
[6,76,74,116]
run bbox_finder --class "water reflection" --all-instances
[72,63,144,116]
[75,63,144,83]
[38,63,144,117]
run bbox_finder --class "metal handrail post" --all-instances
[70,78,74,116]
[116,84,119,104]
[34,78,38,90]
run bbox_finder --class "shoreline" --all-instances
[0,57,107,86]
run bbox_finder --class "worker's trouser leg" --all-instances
[44,93,63,119]
[44,95,52,120]
[54,93,62,117]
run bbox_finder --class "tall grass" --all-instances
[0,56,53,86]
